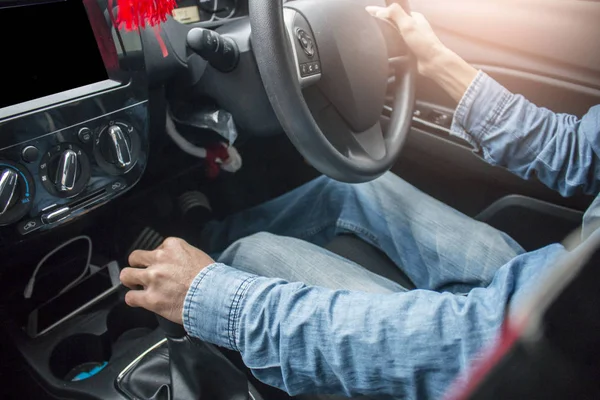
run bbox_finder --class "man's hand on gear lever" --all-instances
[120,237,215,324]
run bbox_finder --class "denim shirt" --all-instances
[183,72,600,398]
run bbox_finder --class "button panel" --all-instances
[300,61,321,77]
[78,127,93,144]
[21,146,39,163]
[0,102,149,237]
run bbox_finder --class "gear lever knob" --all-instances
[157,315,187,338]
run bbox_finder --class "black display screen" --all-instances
[0,0,109,109]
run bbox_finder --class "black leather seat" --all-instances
[325,235,416,290]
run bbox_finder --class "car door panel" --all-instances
[393,0,600,217]
[415,0,600,88]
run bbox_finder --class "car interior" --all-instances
[0,0,599,399]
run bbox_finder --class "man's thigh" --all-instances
[218,232,406,293]
[208,172,524,292]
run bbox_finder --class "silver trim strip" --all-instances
[117,338,168,382]
[0,100,148,152]
[0,80,124,121]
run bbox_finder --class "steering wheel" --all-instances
[250,0,416,183]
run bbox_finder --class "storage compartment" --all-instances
[0,232,163,394]
[49,333,111,381]
[45,301,159,383]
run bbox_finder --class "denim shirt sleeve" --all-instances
[183,260,542,398]
[451,71,600,197]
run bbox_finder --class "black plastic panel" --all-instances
[476,195,583,251]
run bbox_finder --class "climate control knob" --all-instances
[105,125,132,169]
[0,161,35,226]
[95,121,140,175]
[0,169,18,216]
[39,144,91,198]
[55,149,78,192]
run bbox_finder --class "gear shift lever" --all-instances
[119,315,251,400]
[157,316,187,338]
[156,316,205,400]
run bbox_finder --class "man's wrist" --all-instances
[421,48,478,103]
[419,44,453,78]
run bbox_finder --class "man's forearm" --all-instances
[421,48,478,103]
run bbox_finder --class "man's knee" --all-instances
[315,172,404,207]
[217,232,286,276]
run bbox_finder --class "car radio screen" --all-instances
[0,0,109,109]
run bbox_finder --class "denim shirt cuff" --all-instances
[183,263,258,351]
[451,70,512,153]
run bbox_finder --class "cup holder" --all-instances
[106,302,158,344]
[49,334,111,381]
[47,304,158,382]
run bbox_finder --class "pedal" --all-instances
[127,227,164,256]
[178,191,212,217]
[177,191,213,246]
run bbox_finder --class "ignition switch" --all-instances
[187,28,239,72]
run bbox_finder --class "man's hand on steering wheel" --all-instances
[366,4,446,76]
[120,238,214,324]
[367,3,477,102]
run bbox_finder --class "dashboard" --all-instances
[171,0,248,25]
[0,0,265,249]
[0,0,149,247]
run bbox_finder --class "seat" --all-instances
[475,195,583,252]
[325,235,416,290]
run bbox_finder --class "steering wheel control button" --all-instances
[296,29,315,58]
[283,9,321,87]
[300,61,321,77]
[78,127,93,144]
[21,146,39,163]
[300,64,308,76]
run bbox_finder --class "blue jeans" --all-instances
[191,172,567,399]
[205,172,524,294]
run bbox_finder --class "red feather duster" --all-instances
[113,0,177,31]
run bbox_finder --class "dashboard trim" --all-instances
[0,100,148,152]
[0,79,125,122]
